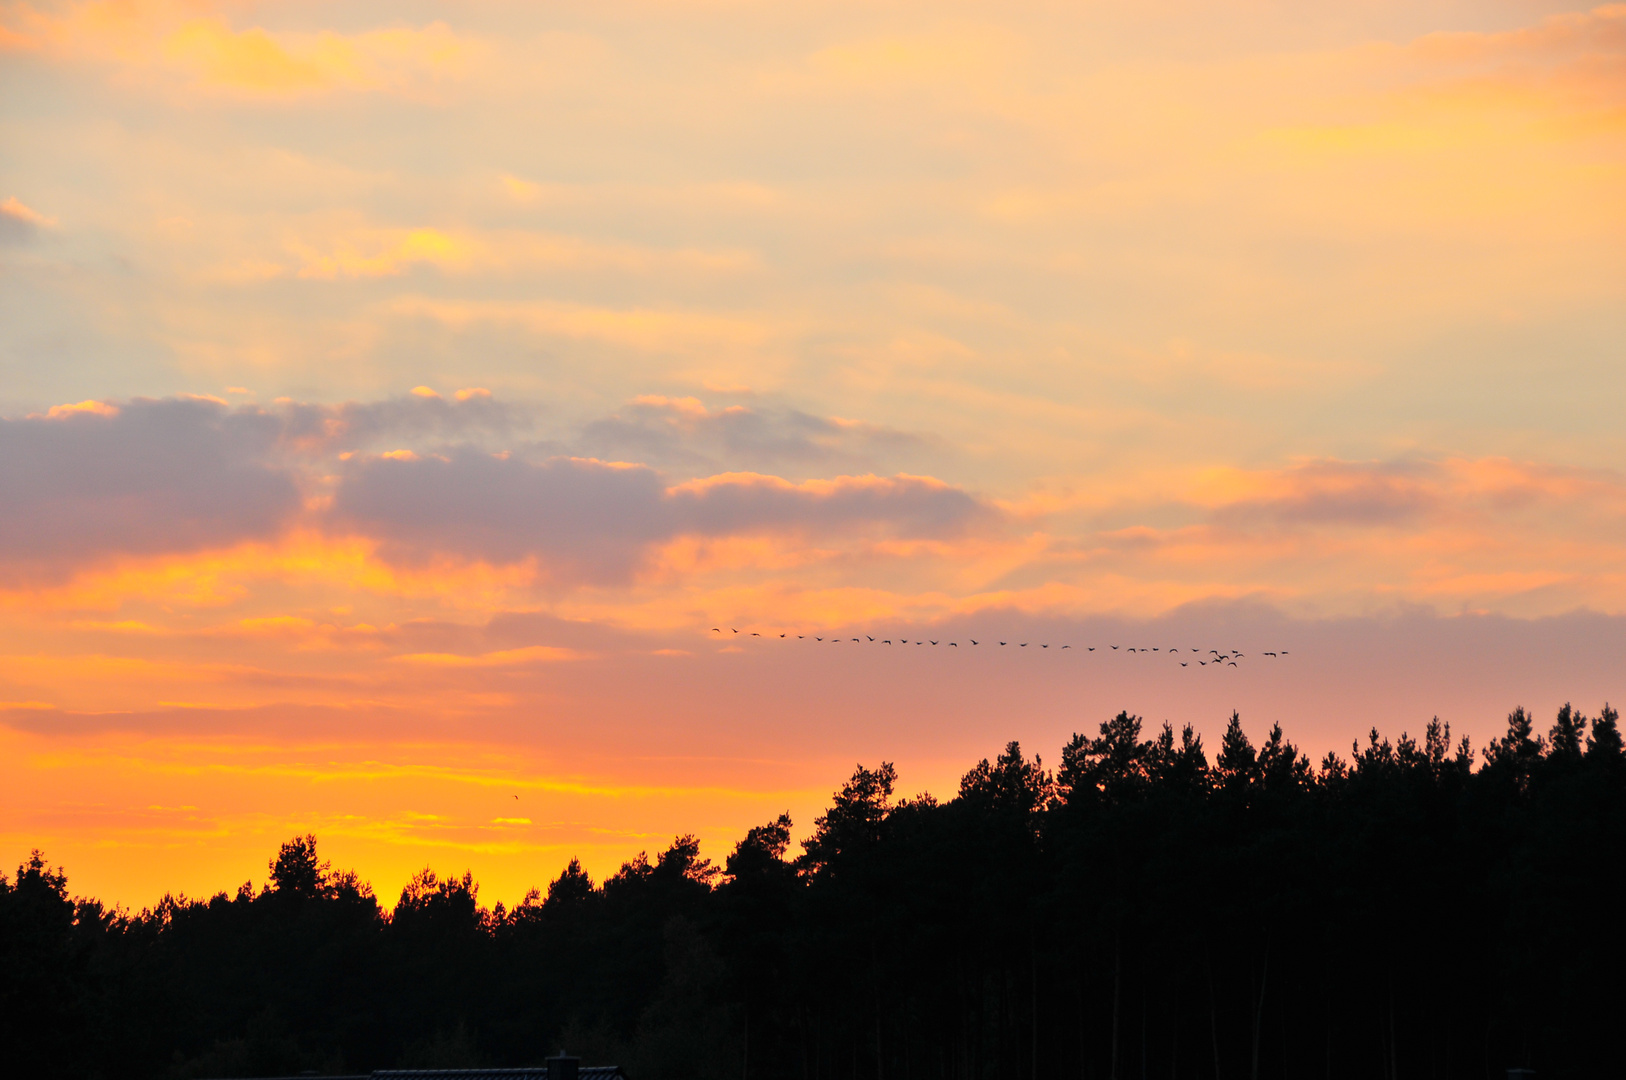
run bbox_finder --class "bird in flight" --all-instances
[950,642,958,646]
[1088,647,1095,651]
[1020,643,1028,647]
[816,637,823,641]
[513,794,519,799]
[1062,645,1071,649]
[1041,644,1049,648]
[1181,662,1188,667]
[1000,641,1007,646]
[1111,645,1119,650]
[711,628,720,632]
[970,639,979,645]
[1229,661,1238,667]
[930,640,938,645]
[751,632,760,636]
[1264,651,1276,657]
[884,640,892,644]
[867,636,875,641]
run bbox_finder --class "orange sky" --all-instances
[2,0,1623,909]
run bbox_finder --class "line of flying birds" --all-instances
[709,628,1288,666]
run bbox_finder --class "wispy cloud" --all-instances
[1,0,471,98]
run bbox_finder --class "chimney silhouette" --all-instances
[546,1052,580,1080]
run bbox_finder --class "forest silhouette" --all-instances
[3,705,1621,1079]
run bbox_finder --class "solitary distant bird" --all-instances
[751,632,760,636]
[816,637,823,641]
[1041,644,1049,648]
[798,635,805,639]
[1088,647,1095,651]
[1128,648,1136,653]
[950,642,958,646]
[1000,642,1007,646]
[852,637,860,642]
[1111,646,1119,650]
[1181,662,1188,667]
[711,628,720,632]
[971,639,979,645]
[1062,645,1071,649]
[867,636,875,641]
[1281,651,1290,655]
[884,640,892,644]
[1152,648,1159,651]
[930,640,938,645]
[1199,661,1206,666]
[779,634,785,638]
[513,794,519,799]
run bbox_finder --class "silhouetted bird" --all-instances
[1265,651,1276,657]
[1088,647,1095,651]
[1181,662,1188,667]
[1042,644,1049,648]
[732,628,739,633]
[1282,650,1290,655]
[711,628,720,632]
[1199,661,1206,666]
[1062,645,1071,648]
[1229,661,1238,667]
[884,640,892,644]
[950,642,958,646]
[1001,642,1007,645]
[971,639,979,645]
[930,640,938,645]
[779,634,786,638]
[816,637,823,641]
[852,638,860,642]
[752,632,760,636]
[867,636,874,641]
[1111,646,1119,650]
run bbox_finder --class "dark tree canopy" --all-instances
[2,702,1622,1079]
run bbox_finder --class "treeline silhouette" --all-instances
[4,705,1622,1080]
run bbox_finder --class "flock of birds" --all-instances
[710,628,1289,667]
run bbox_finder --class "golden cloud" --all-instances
[2,1,471,98]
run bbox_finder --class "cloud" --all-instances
[274,387,532,456]
[1197,457,1626,531]
[328,449,993,581]
[1208,460,1441,527]
[0,195,55,245]
[578,395,935,479]
[2,1,468,99]
[0,397,301,581]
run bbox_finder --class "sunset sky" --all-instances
[2,0,1623,909]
